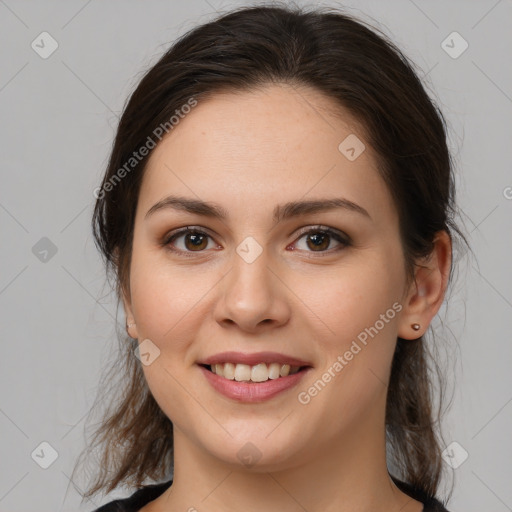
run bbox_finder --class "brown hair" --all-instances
[76,2,468,501]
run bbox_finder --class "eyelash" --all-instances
[161,225,351,258]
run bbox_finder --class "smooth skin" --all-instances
[122,83,451,512]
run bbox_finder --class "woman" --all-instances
[77,4,467,511]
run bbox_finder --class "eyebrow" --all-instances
[145,194,372,223]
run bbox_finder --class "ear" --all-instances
[398,230,452,340]
[115,246,138,339]
[121,283,139,339]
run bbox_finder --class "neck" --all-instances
[151,405,422,512]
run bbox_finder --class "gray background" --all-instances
[1,0,511,511]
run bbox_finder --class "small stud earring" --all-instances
[126,322,136,337]
[412,323,420,331]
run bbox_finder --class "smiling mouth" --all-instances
[199,362,311,383]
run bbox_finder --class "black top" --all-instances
[92,475,451,511]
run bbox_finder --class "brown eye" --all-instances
[293,227,350,254]
[164,228,215,254]
[182,232,208,251]
[305,232,330,251]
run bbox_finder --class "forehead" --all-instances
[137,84,396,226]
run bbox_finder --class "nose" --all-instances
[213,245,291,333]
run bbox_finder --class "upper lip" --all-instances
[198,351,312,367]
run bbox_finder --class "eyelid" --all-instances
[163,224,213,237]
[292,224,351,243]
[162,224,351,256]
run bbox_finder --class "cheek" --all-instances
[299,250,405,410]
[128,246,209,341]
[128,254,207,423]
[300,257,403,346]
[293,264,402,430]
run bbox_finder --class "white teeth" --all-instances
[234,364,251,381]
[222,362,235,380]
[268,362,281,379]
[209,362,302,382]
[251,363,268,382]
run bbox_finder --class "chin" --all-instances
[196,428,307,472]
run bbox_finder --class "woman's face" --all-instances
[124,84,412,471]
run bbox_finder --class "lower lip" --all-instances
[199,365,311,402]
